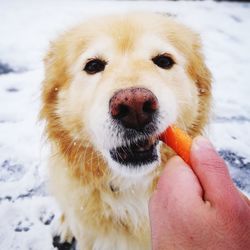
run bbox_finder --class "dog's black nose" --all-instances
[109,87,159,130]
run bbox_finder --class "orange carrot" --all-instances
[160,126,192,165]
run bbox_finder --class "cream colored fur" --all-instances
[41,12,212,250]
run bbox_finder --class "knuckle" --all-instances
[217,196,247,227]
[201,155,226,174]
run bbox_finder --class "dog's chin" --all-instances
[106,139,160,177]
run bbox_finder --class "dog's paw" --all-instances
[52,214,74,244]
[53,235,76,250]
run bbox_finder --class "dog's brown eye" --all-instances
[84,59,106,74]
[152,55,174,69]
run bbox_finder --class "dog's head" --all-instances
[41,13,211,177]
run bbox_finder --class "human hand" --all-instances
[149,136,250,250]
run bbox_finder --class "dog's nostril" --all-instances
[143,100,155,113]
[117,104,130,118]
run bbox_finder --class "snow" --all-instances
[0,0,249,249]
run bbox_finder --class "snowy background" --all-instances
[0,0,250,249]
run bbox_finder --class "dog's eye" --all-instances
[152,55,175,69]
[84,59,106,74]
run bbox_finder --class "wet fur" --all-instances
[41,13,212,250]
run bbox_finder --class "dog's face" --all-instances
[41,13,211,177]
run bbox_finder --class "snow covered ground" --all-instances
[0,0,249,249]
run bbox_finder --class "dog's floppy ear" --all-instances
[168,26,212,95]
[185,33,212,134]
[168,25,212,134]
[187,37,212,134]
[40,29,87,121]
[165,19,211,91]
[187,36,212,98]
[40,40,69,121]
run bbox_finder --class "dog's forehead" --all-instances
[108,20,140,53]
[80,32,185,66]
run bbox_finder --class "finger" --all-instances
[191,136,238,206]
[152,156,204,210]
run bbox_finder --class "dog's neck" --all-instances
[99,171,158,233]
[108,171,157,194]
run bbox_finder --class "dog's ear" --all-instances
[187,36,212,98]
[184,33,212,134]
[40,29,87,121]
[188,37,212,134]
[168,25,212,134]
[40,40,69,121]
[168,27,212,96]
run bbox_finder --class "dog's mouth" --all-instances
[109,137,159,166]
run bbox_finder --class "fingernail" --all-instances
[165,156,189,173]
[167,156,185,166]
[192,136,213,151]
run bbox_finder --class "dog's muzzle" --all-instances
[109,87,160,166]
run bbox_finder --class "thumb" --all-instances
[190,136,239,206]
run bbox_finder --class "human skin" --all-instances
[149,136,250,250]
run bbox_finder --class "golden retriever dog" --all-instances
[40,12,211,250]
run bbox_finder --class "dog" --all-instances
[40,12,212,250]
